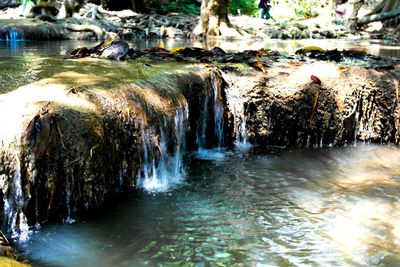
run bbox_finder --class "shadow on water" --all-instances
[17,144,400,267]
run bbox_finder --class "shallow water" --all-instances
[18,144,400,266]
[1,38,399,93]
[0,40,191,93]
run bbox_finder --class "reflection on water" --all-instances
[19,145,400,266]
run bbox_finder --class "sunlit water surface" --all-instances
[16,145,400,267]
[1,38,400,93]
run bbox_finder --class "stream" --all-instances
[1,40,400,266]
[19,145,400,266]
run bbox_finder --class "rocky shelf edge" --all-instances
[0,64,227,230]
[222,60,400,147]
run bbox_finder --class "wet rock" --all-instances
[236,61,400,147]
[0,231,27,265]
[0,22,65,40]
[0,64,225,233]
[100,40,129,60]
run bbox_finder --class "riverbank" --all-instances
[0,4,399,43]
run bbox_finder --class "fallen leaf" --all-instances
[250,55,267,73]
[311,75,321,85]
[289,60,303,67]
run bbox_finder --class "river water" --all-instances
[1,40,400,266]
[1,39,400,94]
[19,145,400,266]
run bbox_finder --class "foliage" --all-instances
[159,0,199,14]
[18,0,36,11]
[293,0,319,19]
[230,0,258,16]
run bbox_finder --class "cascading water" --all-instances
[0,27,24,41]
[222,73,251,149]
[1,27,25,50]
[211,72,224,147]
[195,72,225,150]
[64,191,75,224]
[3,151,30,242]
[6,29,20,41]
[237,114,249,148]
[196,96,209,149]
[137,103,189,192]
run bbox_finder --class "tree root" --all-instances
[358,7,400,25]
[64,23,105,39]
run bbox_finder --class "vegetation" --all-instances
[160,0,199,14]
[229,0,258,16]
[293,0,320,19]
[6,0,400,38]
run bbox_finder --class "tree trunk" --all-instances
[193,0,241,38]
[346,0,364,32]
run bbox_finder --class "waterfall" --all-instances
[212,72,224,147]
[236,114,250,148]
[1,27,24,42]
[6,29,20,41]
[3,151,30,242]
[222,73,251,149]
[137,103,189,192]
[196,72,225,150]
[64,191,75,224]
[196,96,209,149]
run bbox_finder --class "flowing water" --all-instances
[1,40,400,266]
[18,145,400,267]
[137,104,189,192]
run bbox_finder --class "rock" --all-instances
[320,30,335,38]
[270,30,280,39]
[0,232,27,266]
[0,21,64,40]
[160,26,184,38]
[236,61,400,147]
[0,0,17,10]
[100,40,130,60]
[1,47,399,242]
[293,22,308,31]
[0,64,227,232]
[281,31,290,40]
